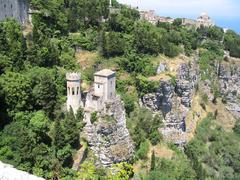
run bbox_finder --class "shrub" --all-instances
[136,140,149,160]
[233,120,240,136]
[90,112,98,124]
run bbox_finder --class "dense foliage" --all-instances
[0,0,240,179]
[185,114,240,179]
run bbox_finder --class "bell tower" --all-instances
[66,72,81,114]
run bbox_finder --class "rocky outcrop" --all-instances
[219,62,240,118]
[83,96,134,166]
[142,60,199,146]
[0,161,44,180]
[157,63,167,74]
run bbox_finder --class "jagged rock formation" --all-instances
[219,60,240,118]
[0,161,44,180]
[142,59,199,146]
[83,96,134,166]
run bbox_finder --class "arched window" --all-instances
[72,87,75,95]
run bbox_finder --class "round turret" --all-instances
[66,72,81,114]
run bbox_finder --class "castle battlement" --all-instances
[66,72,81,81]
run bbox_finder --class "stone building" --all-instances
[196,12,214,27]
[140,10,174,25]
[182,12,214,28]
[94,69,116,101]
[0,0,28,24]
[66,72,82,114]
[84,69,116,111]
[66,69,116,113]
[140,10,158,24]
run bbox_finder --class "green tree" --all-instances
[133,21,165,54]
[233,120,240,136]
[90,112,98,124]
[150,150,156,170]
[31,69,58,117]
[63,108,80,148]
[53,119,65,150]
[102,31,126,57]
[136,140,149,160]
[0,72,32,114]
[29,111,50,143]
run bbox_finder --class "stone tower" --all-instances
[66,73,81,114]
[109,0,112,8]
[94,69,116,101]
[0,0,29,24]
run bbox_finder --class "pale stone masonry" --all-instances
[94,69,116,101]
[0,0,28,24]
[66,72,82,114]
[66,69,116,113]
[182,12,214,28]
[0,161,44,180]
[140,10,174,25]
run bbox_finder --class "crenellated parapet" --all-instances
[66,72,81,81]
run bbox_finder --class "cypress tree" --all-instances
[63,107,79,148]
[53,119,65,149]
[150,150,156,171]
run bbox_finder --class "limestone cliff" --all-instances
[219,58,240,118]
[83,96,134,166]
[142,56,199,146]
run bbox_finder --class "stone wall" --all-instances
[0,0,28,24]
[0,161,44,180]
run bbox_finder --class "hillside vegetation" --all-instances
[0,0,240,179]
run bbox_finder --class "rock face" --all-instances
[83,96,134,166]
[219,62,240,118]
[142,60,199,146]
[0,161,44,180]
[157,63,167,74]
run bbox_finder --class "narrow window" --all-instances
[72,87,75,95]
[110,92,112,98]
[11,4,12,9]
[77,87,79,95]
[4,4,6,8]
[68,87,70,95]
[98,84,100,88]
[110,81,113,87]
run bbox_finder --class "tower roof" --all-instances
[66,72,81,81]
[94,69,115,77]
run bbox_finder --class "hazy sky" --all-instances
[118,0,240,32]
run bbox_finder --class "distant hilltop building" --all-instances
[140,10,174,25]
[0,0,29,24]
[66,69,116,114]
[182,12,215,28]
[197,12,214,27]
